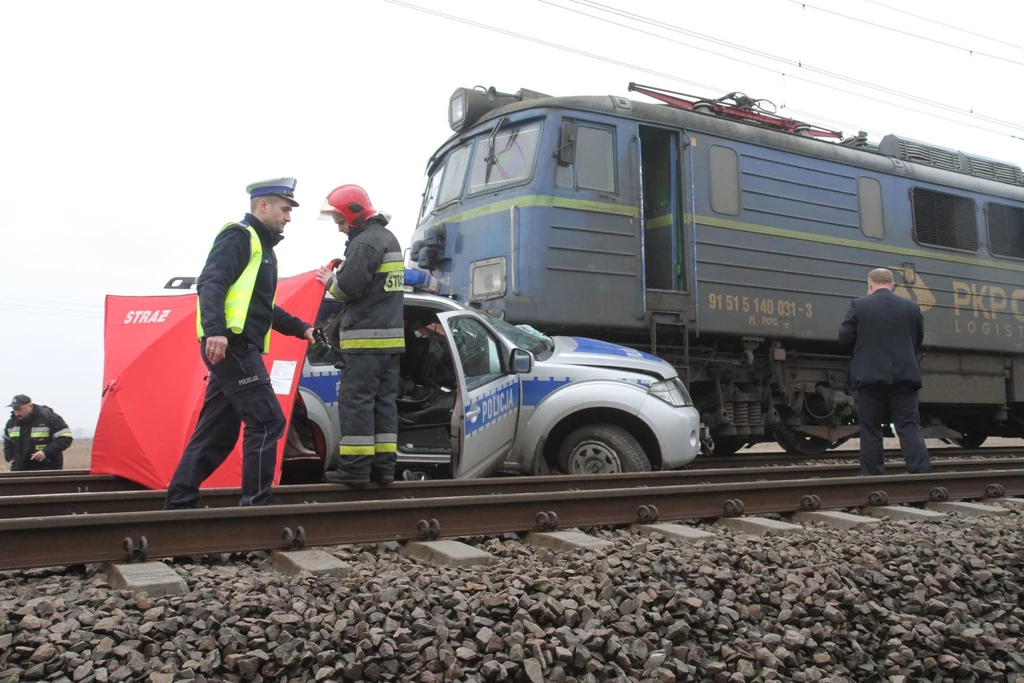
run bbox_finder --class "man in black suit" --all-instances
[838,268,932,475]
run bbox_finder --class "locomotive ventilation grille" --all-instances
[879,134,1024,186]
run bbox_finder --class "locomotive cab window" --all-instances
[911,187,978,252]
[419,168,442,221]
[987,202,1024,259]
[436,143,472,207]
[555,122,616,193]
[466,121,542,195]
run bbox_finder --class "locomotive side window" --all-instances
[437,144,472,207]
[987,203,1024,259]
[555,123,616,193]
[466,121,542,195]
[857,177,885,239]
[911,188,978,252]
[419,169,442,221]
[709,145,740,216]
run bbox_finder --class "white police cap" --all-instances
[246,177,299,207]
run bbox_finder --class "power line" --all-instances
[859,0,1024,52]
[376,0,858,137]
[562,0,1024,135]
[788,0,1024,67]
[378,0,718,93]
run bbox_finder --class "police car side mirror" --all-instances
[510,348,532,374]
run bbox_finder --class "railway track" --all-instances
[2,446,1020,496]
[2,457,1023,519]
[1,466,1021,572]
[691,446,1024,468]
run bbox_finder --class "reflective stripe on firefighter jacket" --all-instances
[327,215,405,354]
[4,405,73,470]
[196,222,277,352]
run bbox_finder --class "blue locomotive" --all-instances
[409,82,1024,457]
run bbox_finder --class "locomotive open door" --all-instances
[638,125,694,379]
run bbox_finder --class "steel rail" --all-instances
[0,469,1021,572]
[0,469,91,478]
[4,448,1022,496]
[691,446,1024,468]
[2,458,1023,520]
[0,474,144,497]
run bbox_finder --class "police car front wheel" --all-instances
[558,424,652,475]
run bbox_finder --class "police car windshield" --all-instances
[486,316,553,358]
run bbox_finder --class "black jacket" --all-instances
[4,405,73,471]
[327,215,405,354]
[197,214,310,350]
[838,288,924,390]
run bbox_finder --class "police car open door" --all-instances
[436,311,520,478]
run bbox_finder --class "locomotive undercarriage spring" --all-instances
[724,399,765,436]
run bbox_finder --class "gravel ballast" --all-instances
[1,507,1021,683]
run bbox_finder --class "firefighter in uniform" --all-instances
[3,395,74,471]
[316,185,405,487]
[165,178,316,508]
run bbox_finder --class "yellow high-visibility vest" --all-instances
[195,223,276,352]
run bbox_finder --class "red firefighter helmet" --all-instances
[320,184,375,227]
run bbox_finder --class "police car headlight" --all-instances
[649,378,692,407]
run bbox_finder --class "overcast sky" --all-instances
[2,0,1022,434]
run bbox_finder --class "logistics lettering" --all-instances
[124,310,172,324]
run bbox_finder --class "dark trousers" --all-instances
[857,383,931,476]
[334,353,401,479]
[165,342,286,507]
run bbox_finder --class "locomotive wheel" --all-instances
[772,424,831,456]
[558,424,652,474]
[953,433,987,449]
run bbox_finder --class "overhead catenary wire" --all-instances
[377,0,863,137]
[559,0,1024,135]
[787,0,1024,67]
[858,0,1024,52]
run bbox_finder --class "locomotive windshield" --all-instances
[466,120,542,194]
[419,120,544,223]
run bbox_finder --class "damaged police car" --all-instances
[286,269,703,480]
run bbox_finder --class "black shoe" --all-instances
[371,471,395,486]
[164,501,199,510]
[324,469,370,488]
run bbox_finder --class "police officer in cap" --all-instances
[316,185,405,487]
[165,178,316,508]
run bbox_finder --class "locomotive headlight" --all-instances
[449,89,467,132]
[469,257,507,302]
[649,378,692,407]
